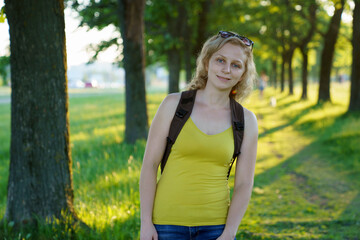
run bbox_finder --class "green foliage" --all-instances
[66,0,353,83]
[144,0,207,67]
[0,6,5,23]
[66,0,119,64]
[0,83,359,239]
[333,20,352,74]
[68,0,118,30]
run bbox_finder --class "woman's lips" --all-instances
[217,75,231,81]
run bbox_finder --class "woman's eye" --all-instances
[217,58,225,63]
[232,63,241,68]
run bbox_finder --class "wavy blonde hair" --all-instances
[188,31,257,102]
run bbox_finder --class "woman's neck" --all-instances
[198,86,231,109]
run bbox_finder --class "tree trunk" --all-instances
[118,0,149,143]
[281,53,286,92]
[167,49,181,93]
[183,17,192,83]
[192,0,212,60]
[271,58,277,89]
[299,1,317,100]
[288,48,294,95]
[181,4,192,84]
[301,48,309,99]
[349,0,360,111]
[0,56,10,86]
[318,0,345,103]
[5,0,77,225]
[166,0,187,93]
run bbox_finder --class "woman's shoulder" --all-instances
[159,92,181,111]
[155,92,181,120]
[163,92,181,105]
[242,107,258,136]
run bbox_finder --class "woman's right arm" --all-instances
[139,94,180,240]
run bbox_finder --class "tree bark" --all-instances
[281,53,286,92]
[271,57,277,89]
[288,48,295,95]
[349,0,360,111]
[167,49,181,93]
[4,0,77,225]
[301,48,309,99]
[183,7,193,84]
[166,0,186,93]
[318,0,345,103]
[299,1,317,100]
[183,0,213,84]
[118,0,149,143]
[192,0,212,60]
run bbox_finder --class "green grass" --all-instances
[0,83,359,239]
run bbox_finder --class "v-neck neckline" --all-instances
[189,117,232,136]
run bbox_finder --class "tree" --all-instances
[318,0,345,103]
[280,0,317,96]
[118,0,148,143]
[145,0,211,92]
[0,56,10,86]
[70,0,216,94]
[165,1,186,93]
[69,0,149,143]
[349,0,360,111]
[4,0,79,226]
[297,0,317,100]
[188,0,213,82]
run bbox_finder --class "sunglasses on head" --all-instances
[218,31,254,50]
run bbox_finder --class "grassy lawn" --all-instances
[0,83,359,239]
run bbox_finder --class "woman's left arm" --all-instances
[217,109,258,240]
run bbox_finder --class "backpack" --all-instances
[160,89,245,179]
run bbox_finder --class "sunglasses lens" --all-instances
[220,32,233,38]
[219,31,253,49]
[242,38,251,46]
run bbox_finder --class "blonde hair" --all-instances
[188,32,257,102]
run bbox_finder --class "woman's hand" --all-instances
[140,222,158,240]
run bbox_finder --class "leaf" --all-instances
[0,7,6,23]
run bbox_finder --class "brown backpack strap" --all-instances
[160,90,197,173]
[227,98,245,179]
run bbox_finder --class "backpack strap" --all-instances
[160,90,197,173]
[227,98,245,179]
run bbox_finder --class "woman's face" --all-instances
[206,42,246,91]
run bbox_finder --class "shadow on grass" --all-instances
[256,106,360,185]
[249,106,360,239]
[241,218,359,240]
[70,112,125,136]
[275,99,299,109]
[258,102,319,139]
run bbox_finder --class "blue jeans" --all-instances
[154,224,236,240]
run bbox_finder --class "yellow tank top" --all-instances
[153,117,234,226]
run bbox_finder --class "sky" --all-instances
[0,3,120,68]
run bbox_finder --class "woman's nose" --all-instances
[222,63,231,73]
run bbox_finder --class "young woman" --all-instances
[140,31,258,240]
